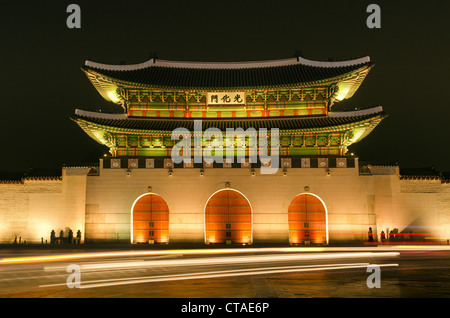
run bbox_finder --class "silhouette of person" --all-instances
[76,230,81,244]
[50,230,56,244]
[68,229,73,244]
[380,231,386,242]
[368,227,374,242]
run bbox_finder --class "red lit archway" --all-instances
[131,193,169,243]
[288,193,328,244]
[205,189,252,244]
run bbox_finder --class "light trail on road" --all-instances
[2,246,449,297]
[0,247,324,264]
[2,245,448,265]
[34,251,400,290]
[43,252,400,272]
[39,263,399,289]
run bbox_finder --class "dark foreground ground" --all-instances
[0,244,449,300]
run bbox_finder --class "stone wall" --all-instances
[84,160,450,244]
[1,162,449,245]
[0,167,88,244]
[85,159,379,243]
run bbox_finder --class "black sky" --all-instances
[1,0,449,172]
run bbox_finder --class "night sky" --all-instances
[1,0,449,174]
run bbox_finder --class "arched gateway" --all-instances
[205,189,252,244]
[288,193,328,245]
[131,193,169,243]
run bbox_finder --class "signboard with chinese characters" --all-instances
[207,92,246,106]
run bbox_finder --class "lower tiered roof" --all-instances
[71,107,386,157]
[72,107,386,132]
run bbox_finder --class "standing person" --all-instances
[50,230,56,244]
[368,227,374,242]
[380,231,386,242]
[76,230,82,244]
[68,229,73,244]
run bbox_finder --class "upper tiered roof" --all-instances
[83,56,373,103]
[74,55,384,157]
[84,56,371,89]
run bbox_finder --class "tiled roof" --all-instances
[83,58,373,89]
[72,111,386,132]
[0,171,24,182]
[0,168,62,183]
[399,167,442,180]
[441,172,450,183]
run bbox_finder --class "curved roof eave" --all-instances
[83,63,372,92]
[71,106,386,136]
[85,56,371,71]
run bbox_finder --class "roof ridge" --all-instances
[329,106,383,118]
[85,56,371,72]
[75,109,127,120]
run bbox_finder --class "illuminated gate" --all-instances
[288,193,328,244]
[132,194,169,243]
[205,189,252,244]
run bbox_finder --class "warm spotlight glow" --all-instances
[106,91,121,103]
[1,247,329,265]
[92,131,108,144]
[335,84,351,101]
[288,193,328,245]
[130,193,169,244]
[204,189,252,244]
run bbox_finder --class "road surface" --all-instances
[0,246,449,298]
